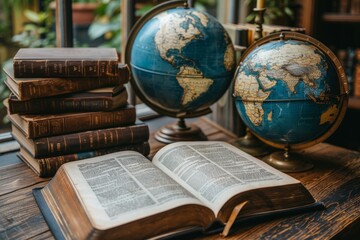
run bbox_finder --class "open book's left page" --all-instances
[60,151,206,229]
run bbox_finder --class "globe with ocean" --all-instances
[126,1,235,143]
[233,32,348,171]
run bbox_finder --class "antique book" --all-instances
[34,141,321,240]
[7,104,136,138]
[19,142,150,177]
[353,49,360,97]
[13,48,119,78]
[7,86,128,114]
[3,64,129,100]
[12,122,149,158]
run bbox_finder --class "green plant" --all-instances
[88,0,218,53]
[0,59,13,126]
[74,0,99,3]
[0,1,55,127]
[88,0,122,52]
[245,0,295,25]
[12,9,56,48]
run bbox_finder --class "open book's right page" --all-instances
[152,141,300,216]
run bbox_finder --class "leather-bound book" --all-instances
[33,142,321,240]
[7,104,136,139]
[13,48,119,78]
[12,122,149,158]
[7,86,128,114]
[3,64,129,100]
[18,142,150,177]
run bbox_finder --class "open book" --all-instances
[34,141,321,240]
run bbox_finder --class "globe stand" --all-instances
[231,7,270,158]
[155,118,207,144]
[232,129,270,157]
[262,147,314,173]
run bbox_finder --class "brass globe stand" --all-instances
[262,146,313,173]
[125,0,236,145]
[155,118,207,144]
[233,9,348,172]
[233,7,270,157]
[232,129,270,157]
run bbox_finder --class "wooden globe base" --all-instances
[155,118,207,144]
[262,151,314,173]
[232,129,270,157]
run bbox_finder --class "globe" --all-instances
[233,32,348,171]
[125,1,236,143]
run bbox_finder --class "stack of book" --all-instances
[3,48,150,178]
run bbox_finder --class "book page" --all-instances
[153,141,299,216]
[63,151,205,229]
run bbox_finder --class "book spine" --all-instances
[27,107,136,138]
[17,77,124,100]
[8,97,119,114]
[33,124,149,158]
[353,50,360,96]
[13,60,119,78]
[37,142,150,177]
[9,98,112,114]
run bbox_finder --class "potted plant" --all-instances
[72,0,99,25]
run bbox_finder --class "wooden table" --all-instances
[0,117,359,239]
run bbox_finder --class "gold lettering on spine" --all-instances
[130,128,134,142]
[78,133,82,151]
[46,137,51,155]
[89,133,94,148]
[81,60,84,76]
[65,60,68,76]
[62,135,66,152]
[97,60,100,77]
[96,131,100,145]
[109,130,113,144]
[45,60,48,75]
[115,128,119,143]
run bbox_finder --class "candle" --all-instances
[256,0,265,9]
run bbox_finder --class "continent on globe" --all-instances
[235,41,330,128]
[129,6,236,116]
[154,11,209,65]
[153,9,233,107]
[250,43,323,93]
[176,66,213,106]
[234,74,271,126]
[320,105,338,125]
[233,35,347,146]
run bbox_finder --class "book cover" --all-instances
[12,122,149,158]
[13,48,119,78]
[7,86,128,114]
[3,64,129,100]
[7,105,136,138]
[19,142,150,177]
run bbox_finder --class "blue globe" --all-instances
[129,7,235,116]
[233,33,348,149]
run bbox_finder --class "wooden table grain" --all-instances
[0,117,359,240]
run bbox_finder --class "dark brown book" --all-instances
[12,122,149,158]
[19,142,150,177]
[7,105,136,139]
[3,64,129,100]
[353,49,360,97]
[34,142,320,240]
[7,86,128,114]
[13,48,119,78]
